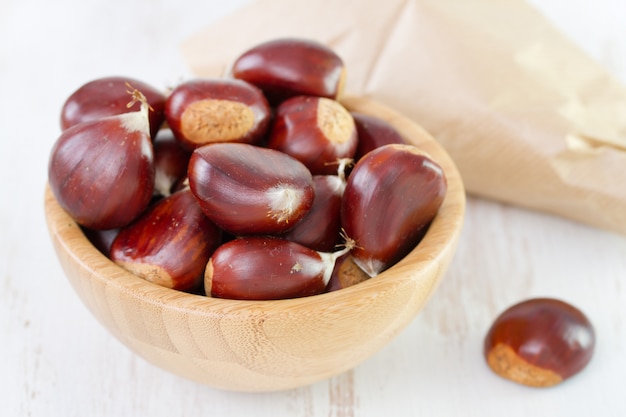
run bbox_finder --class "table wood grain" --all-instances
[1,0,625,415]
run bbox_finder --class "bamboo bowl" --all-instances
[44,97,465,392]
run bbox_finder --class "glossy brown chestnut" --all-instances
[484,298,595,388]
[165,78,271,150]
[152,129,192,197]
[206,236,349,300]
[267,96,358,175]
[110,188,222,292]
[282,175,345,252]
[341,144,447,277]
[351,112,406,160]
[188,142,315,235]
[60,76,166,138]
[48,90,155,230]
[230,38,346,104]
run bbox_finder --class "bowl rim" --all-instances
[44,95,466,316]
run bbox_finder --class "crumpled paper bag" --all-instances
[181,0,626,234]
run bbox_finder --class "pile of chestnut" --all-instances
[48,38,447,300]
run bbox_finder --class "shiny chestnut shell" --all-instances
[48,104,155,230]
[267,96,358,175]
[187,143,315,235]
[484,298,595,387]
[206,236,335,300]
[165,78,270,150]
[230,38,346,104]
[60,76,166,138]
[110,188,222,292]
[351,111,406,160]
[341,144,447,277]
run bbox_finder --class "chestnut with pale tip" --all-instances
[484,298,595,388]
[341,144,447,277]
[60,76,166,138]
[48,88,155,230]
[110,188,223,292]
[165,78,271,150]
[188,142,315,235]
[267,96,358,175]
[206,236,354,300]
[230,38,346,104]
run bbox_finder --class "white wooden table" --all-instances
[1,1,625,415]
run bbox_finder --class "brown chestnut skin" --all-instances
[484,298,595,388]
[267,96,358,175]
[230,38,346,105]
[351,112,407,160]
[110,188,222,293]
[341,144,447,277]
[165,78,271,150]
[48,92,155,230]
[282,175,345,252]
[152,129,192,197]
[325,253,370,292]
[60,76,166,138]
[206,236,346,300]
[188,143,315,236]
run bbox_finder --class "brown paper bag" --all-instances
[182,0,626,234]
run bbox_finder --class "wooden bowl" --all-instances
[44,97,465,392]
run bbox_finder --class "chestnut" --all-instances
[484,298,595,387]
[351,112,406,160]
[60,76,166,138]
[187,142,315,235]
[282,175,345,252]
[165,78,271,150]
[230,38,346,104]
[110,188,222,292]
[48,89,155,230]
[205,236,351,300]
[267,96,358,175]
[341,144,447,277]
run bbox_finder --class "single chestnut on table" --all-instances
[484,297,595,388]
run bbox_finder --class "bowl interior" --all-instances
[44,96,465,392]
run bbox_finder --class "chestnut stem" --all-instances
[318,237,355,286]
[125,82,154,112]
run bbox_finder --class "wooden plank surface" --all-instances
[1,0,625,415]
